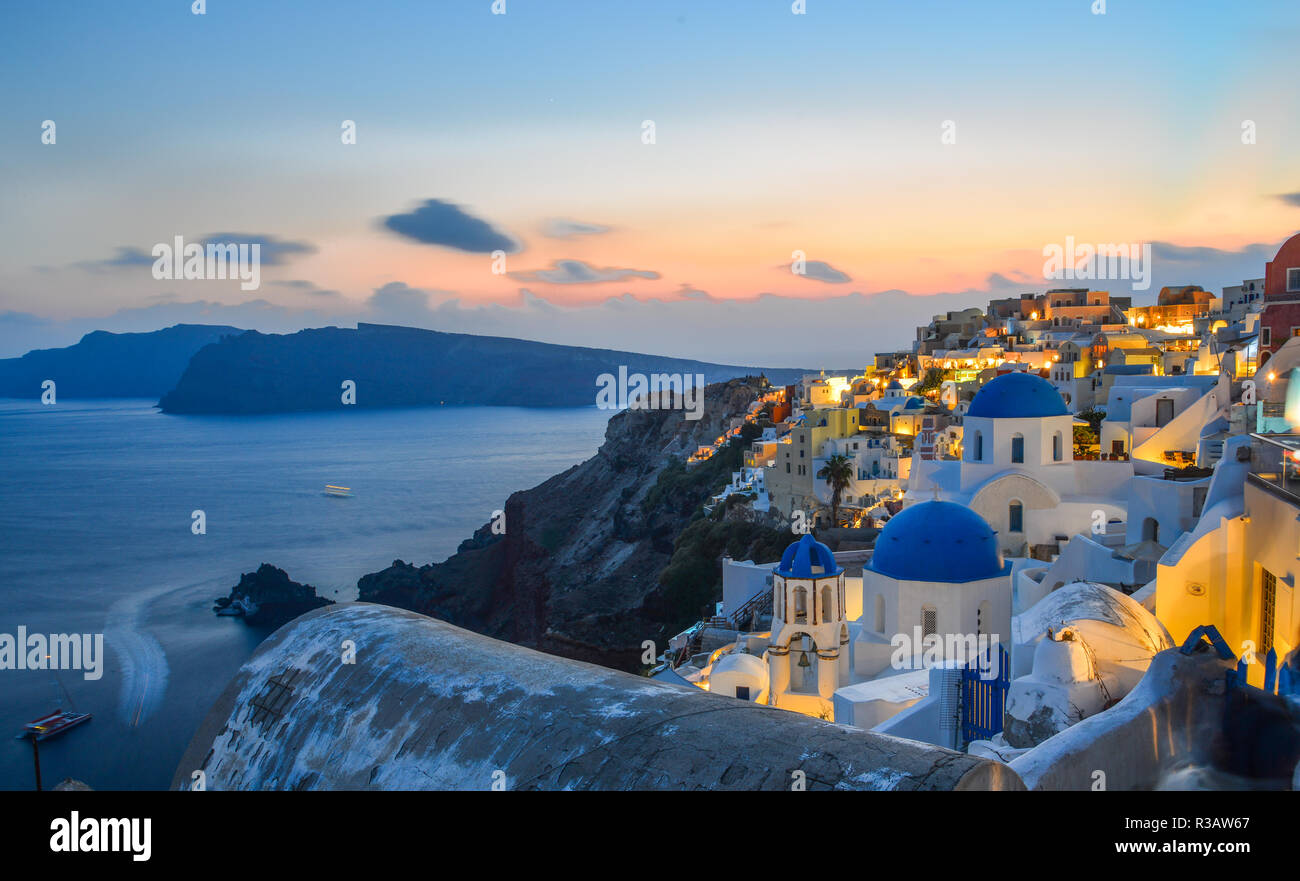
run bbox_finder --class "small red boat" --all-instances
[16,709,92,742]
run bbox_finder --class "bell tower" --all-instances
[767,533,849,715]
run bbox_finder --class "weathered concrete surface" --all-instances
[174,604,1024,791]
[1010,644,1232,790]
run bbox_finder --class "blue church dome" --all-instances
[967,372,1067,419]
[775,533,841,579]
[868,501,1004,583]
[903,396,925,410]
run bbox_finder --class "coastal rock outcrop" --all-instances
[214,564,333,629]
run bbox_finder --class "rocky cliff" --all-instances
[357,376,789,670]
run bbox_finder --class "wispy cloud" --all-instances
[508,259,659,284]
[270,279,340,298]
[73,234,315,272]
[785,259,852,284]
[540,218,612,239]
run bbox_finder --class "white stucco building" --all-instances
[909,371,1130,557]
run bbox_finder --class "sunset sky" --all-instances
[1,0,1298,364]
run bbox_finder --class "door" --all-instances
[1156,398,1174,428]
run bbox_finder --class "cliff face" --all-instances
[159,322,810,413]
[358,377,773,670]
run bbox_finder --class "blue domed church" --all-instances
[852,500,1012,680]
[759,513,1012,724]
[908,371,1130,557]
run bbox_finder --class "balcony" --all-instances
[1248,433,1300,503]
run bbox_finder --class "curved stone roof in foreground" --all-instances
[174,603,1023,791]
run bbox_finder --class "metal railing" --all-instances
[1249,433,1300,502]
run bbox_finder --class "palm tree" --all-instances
[1077,406,1106,435]
[817,454,854,527]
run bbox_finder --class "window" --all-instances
[821,585,834,623]
[1262,326,1272,347]
[1261,569,1277,655]
[1052,432,1063,462]
[792,587,808,623]
[1288,268,1300,293]
[1011,434,1025,463]
[972,430,983,461]
[874,594,885,632]
[921,606,937,640]
[735,685,750,701]
[1112,439,1124,457]
[1009,501,1024,533]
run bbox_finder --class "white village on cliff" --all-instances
[648,233,1300,787]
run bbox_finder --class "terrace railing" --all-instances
[1248,433,1300,504]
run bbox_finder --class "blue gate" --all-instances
[960,646,1009,746]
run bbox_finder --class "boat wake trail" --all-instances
[104,588,172,727]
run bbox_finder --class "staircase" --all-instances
[727,587,774,632]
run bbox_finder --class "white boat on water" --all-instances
[324,484,353,498]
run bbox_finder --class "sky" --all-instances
[1,0,1298,364]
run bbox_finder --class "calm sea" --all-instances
[0,399,611,790]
